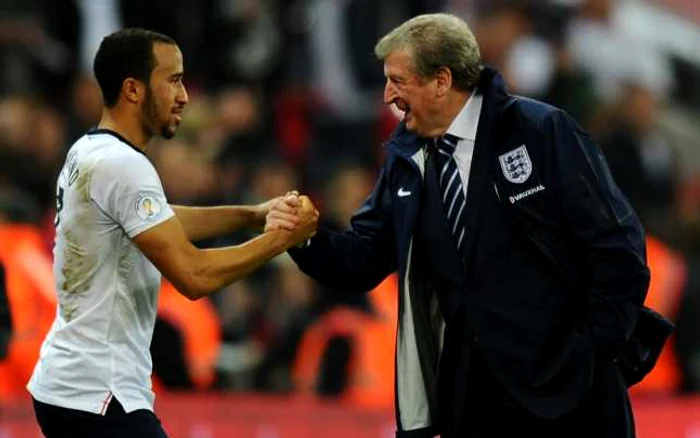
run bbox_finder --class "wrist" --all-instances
[248,204,267,231]
[268,229,294,253]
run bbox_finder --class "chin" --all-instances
[405,119,420,135]
[161,126,177,139]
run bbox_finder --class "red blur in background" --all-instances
[1,394,699,438]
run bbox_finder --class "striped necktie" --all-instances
[434,134,468,253]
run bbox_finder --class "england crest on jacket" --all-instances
[499,145,532,184]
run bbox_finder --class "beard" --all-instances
[160,123,176,139]
[141,86,176,139]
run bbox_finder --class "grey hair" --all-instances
[374,13,483,92]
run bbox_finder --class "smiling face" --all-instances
[383,49,444,138]
[140,42,188,139]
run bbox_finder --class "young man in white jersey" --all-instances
[27,28,317,438]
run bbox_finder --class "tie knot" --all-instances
[435,134,459,156]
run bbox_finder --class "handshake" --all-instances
[262,191,319,250]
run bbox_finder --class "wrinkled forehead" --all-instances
[383,48,415,75]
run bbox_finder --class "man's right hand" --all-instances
[266,193,318,249]
[287,195,318,248]
[265,191,300,232]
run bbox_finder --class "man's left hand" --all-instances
[263,191,301,232]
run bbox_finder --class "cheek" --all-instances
[408,95,424,114]
[152,85,173,106]
[402,88,423,110]
[154,92,172,116]
[414,91,436,114]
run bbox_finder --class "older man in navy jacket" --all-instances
[272,13,650,438]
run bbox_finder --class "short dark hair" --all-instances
[93,28,176,107]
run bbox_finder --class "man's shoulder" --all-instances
[507,96,562,128]
[80,133,148,167]
[69,135,154,190]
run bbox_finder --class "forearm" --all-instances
[135,207,316,301]
[172,205,264,242]
[187,230,290,298]
[148,228,291,300]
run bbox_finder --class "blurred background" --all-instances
[0,0,699,436]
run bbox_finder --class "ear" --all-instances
[122,78,144,104]
[435,67,452,97]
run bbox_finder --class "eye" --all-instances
[386,77,401,90]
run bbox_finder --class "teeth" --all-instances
[396,103,409,113]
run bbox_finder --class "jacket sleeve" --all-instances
[288,165,397,292]
[545,109,651,360]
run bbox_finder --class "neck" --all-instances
[97,107,151,152]
[431,91,470,138]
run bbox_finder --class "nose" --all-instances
[177,83,189,106]
[384,80,397,105]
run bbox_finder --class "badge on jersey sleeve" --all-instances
[135,193,163,221]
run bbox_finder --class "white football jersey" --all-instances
[28,129,175,414]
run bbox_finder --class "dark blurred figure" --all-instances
[472,1,532,87]
[151,279,222,392]
[152,139,217,206]
[65,75,103,142]
[214,87,276,170]
[627,235,688,396]
[119,0,214,90]
[212,161,309,392]
[0,262,8,362]
[676,255,700,393]
[566,0,673,105]
[314,163,377,311]
[527,2,602,129]
[284,163,398,404]
[598,83,680,242]
[0,96,67,216]
[675,178,700,393]
[0,188,56,401]
[541,44,601,130]
[253,257,318,393]
[255,164,381,396]
[0,0,80,108]
[303,0,445,186]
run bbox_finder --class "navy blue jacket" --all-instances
[289,68,650,437]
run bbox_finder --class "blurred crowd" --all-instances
[1,0,700,408]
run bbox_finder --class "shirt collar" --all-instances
[445,90,482,142]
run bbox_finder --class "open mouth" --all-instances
[393,100,411,120]
[395,100,410,114]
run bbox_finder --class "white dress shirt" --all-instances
[443,91,483,197]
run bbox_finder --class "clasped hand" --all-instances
[264,191,319,248]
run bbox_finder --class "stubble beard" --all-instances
[141,86,175,140]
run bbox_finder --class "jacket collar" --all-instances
[384,121,424,160]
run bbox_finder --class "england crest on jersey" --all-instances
[499,145,532,184]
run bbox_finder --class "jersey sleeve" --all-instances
[90,151,175,238]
